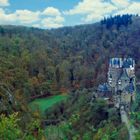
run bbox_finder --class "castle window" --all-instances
[109,78,112,83]
[118,80,121,85]
[109,79,112,85]
[130,78,133,83]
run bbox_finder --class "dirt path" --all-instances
[120,110,136,140]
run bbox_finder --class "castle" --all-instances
[98,58,136,107]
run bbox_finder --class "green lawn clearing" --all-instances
[30,95,67,115]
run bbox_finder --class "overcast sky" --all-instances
[0,0,140,29]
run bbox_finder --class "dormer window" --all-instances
[109,78,112,83]
[118,80,121,85]
[109,81,112,85]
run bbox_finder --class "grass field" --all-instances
[30,95,67,115]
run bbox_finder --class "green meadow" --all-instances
[30,95,67,115]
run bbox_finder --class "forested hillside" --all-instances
[1,15,140,97]
[1,14,140,139]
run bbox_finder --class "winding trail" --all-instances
[120,109,137,140]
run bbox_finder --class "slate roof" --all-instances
[123,58,134,68]
[98,83,111,92]
[124,82,135,94]
[119,69,129,80]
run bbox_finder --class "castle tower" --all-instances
[108,58,136,106]
[108,58,123,93]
